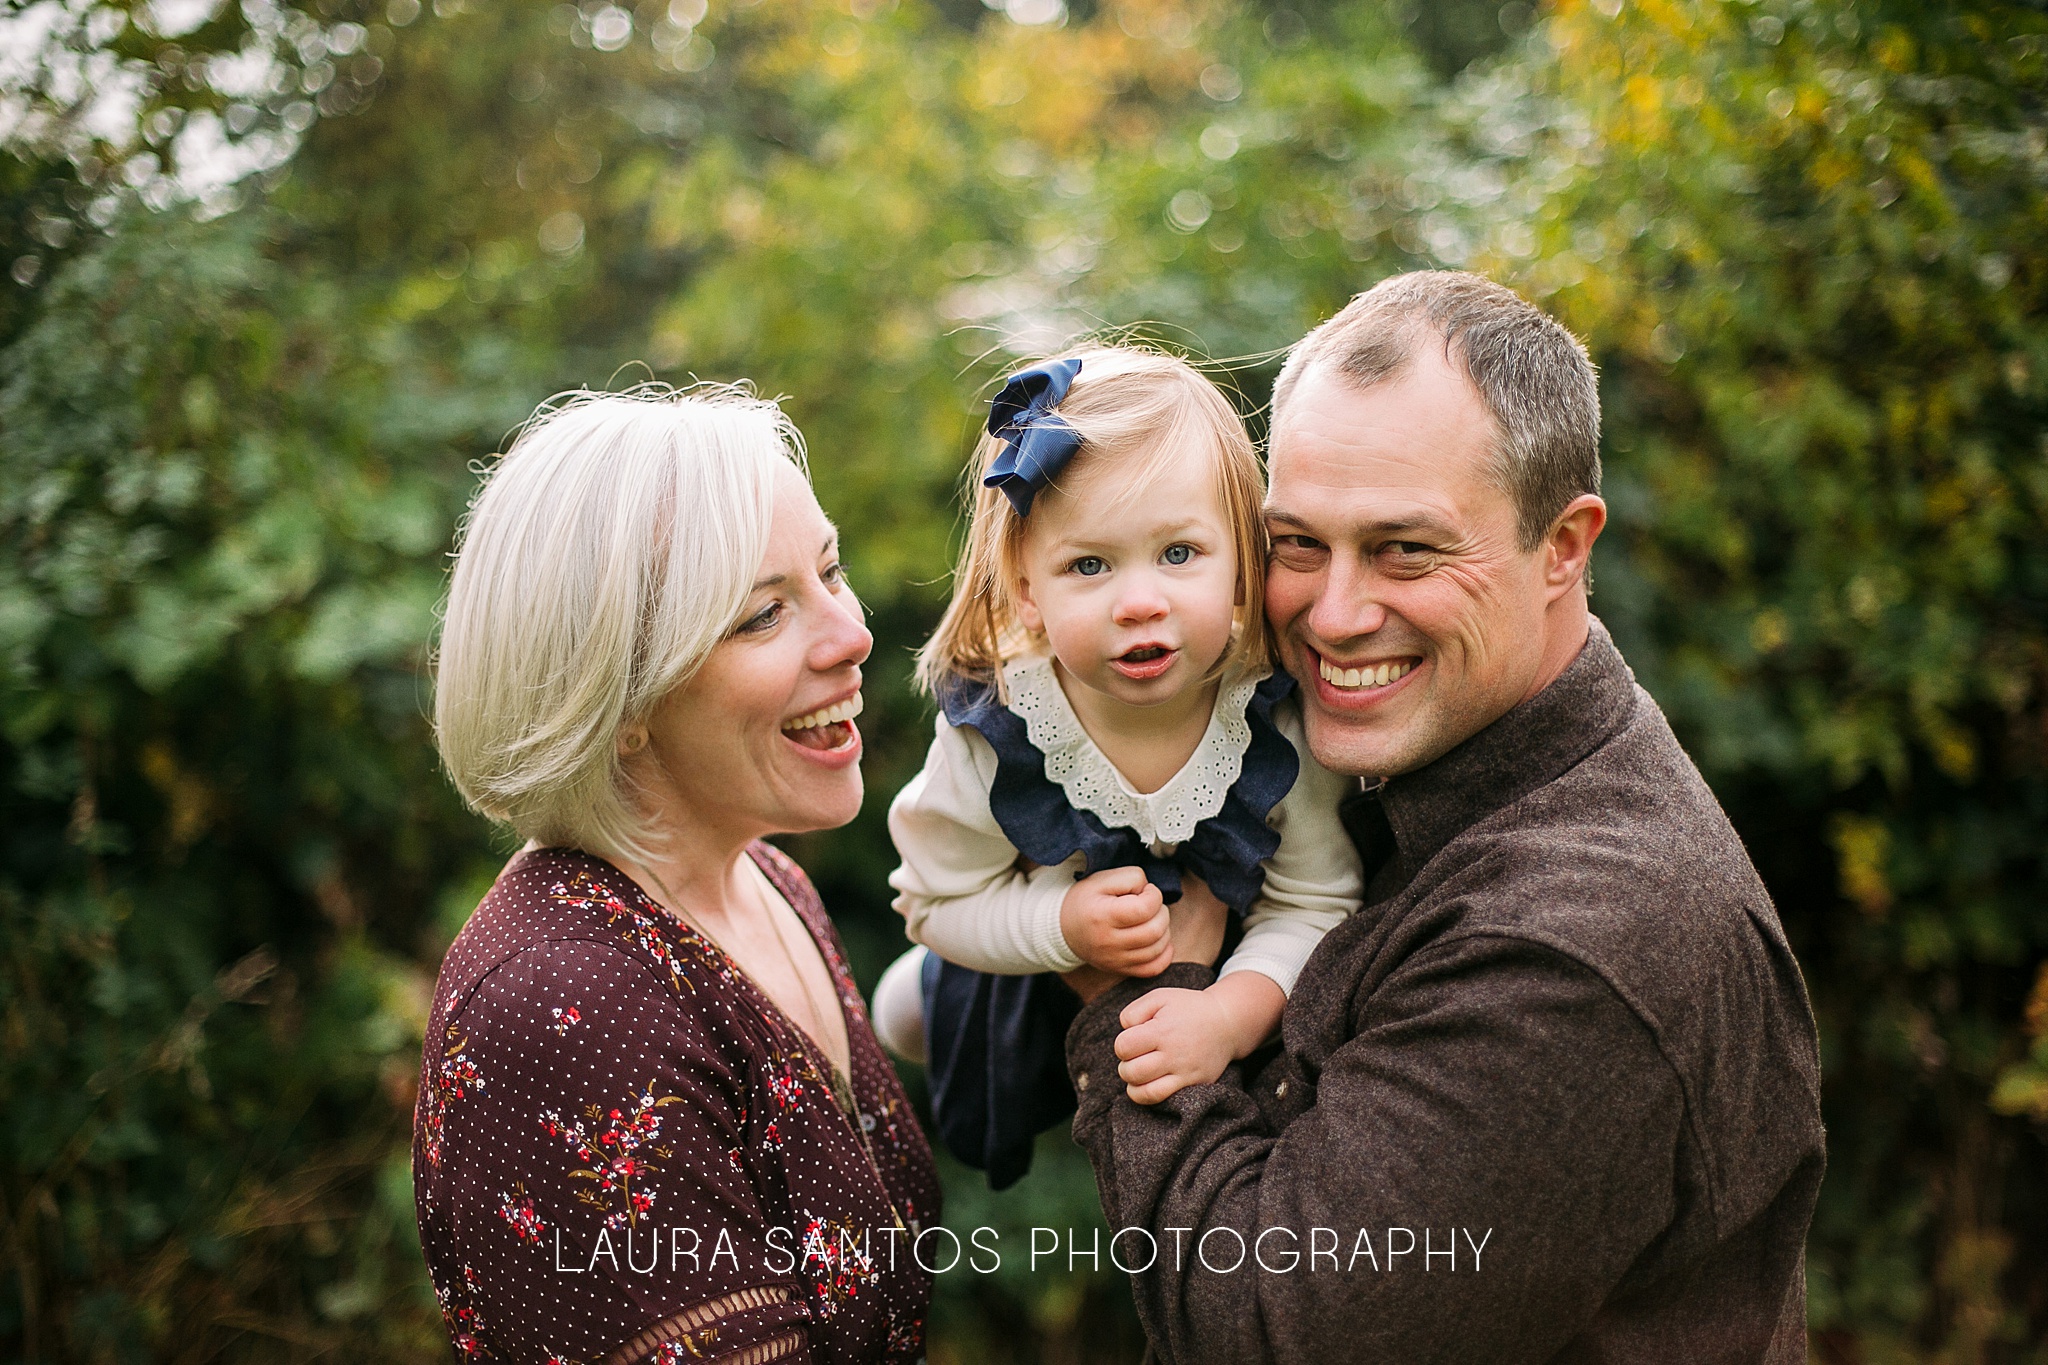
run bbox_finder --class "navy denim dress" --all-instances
[921,669,1300,1188]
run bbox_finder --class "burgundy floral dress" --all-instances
[413,845,942,1365]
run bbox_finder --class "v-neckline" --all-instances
[607,846,857,1105]
[738,850,855,1090]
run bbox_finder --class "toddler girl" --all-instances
[875,347,1361,1187]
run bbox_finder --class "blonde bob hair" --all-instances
[435,384,806,864]
[915,345,1269,697]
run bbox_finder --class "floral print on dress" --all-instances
[885,1308,925,1357]
[416,847,940,1365]
[649,1333,721,1362]
[436,1262,494,1359]
[795,1210,881,1321]
[497,1182,546,1247]
[767,1054,808,1112]
[759,1051,813,1155]
[549,872,734,995]
[421,1027,485,1170]
[542,1081,682,1231]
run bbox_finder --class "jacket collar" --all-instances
[1376,615,1640,879]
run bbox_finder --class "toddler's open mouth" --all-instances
[1111,645,1178,680]
[782,693,862,751]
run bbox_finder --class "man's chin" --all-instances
[1300,705,1417,781]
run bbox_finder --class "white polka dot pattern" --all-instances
[412,845,941,1364]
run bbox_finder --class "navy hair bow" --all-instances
[982,358,1084,516]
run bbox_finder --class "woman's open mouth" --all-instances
[781,693,863,751]
[1111,645,1178,681]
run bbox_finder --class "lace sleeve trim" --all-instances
[602,1285,807,1365]
[1002,653,1264,846]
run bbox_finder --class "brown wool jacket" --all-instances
[1065,619,1825,1365]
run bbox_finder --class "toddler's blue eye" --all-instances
[1162,544,1193,566]
[1072,556,1107,577]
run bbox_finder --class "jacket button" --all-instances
[1275,1079,1289,1099]
[1076,1072,1089,1093]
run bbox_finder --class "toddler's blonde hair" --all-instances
[915,346,1269,696]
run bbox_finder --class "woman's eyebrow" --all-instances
[748,533,838,591]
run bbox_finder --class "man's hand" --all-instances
[1060,866,1171,976]
[1060,964,1122,1005]
[1169,875,1229,967]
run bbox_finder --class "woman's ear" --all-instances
[617,724,649,758]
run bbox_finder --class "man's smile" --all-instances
[1315,654,1418,691]
[1301,645,1425,713]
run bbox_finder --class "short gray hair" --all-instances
[1272,271,1601,549]
[434,384,806,864]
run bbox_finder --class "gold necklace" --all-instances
[742,866,907,1233]
[749,862,857,1112]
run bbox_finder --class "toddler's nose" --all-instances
[1113,575,1171,625]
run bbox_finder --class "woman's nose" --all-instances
[814,585,874,670]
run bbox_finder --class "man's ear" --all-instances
[1544,494,1607,600]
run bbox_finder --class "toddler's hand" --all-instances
[1111,987,1237,1104]
[1060,866,1171,977]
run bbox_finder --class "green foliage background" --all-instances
[1,0,2043,1360]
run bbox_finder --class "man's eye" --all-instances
[1071,556,1108,577]
[1386,541,1434,557]
[1161,543,1194,566]
[1269,534,1327,563]
[822,560,848,588]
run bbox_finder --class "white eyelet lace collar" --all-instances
[1000,653,1267,847]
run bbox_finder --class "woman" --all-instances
[416,386,941,1365]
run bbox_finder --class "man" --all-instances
[1063,271,1825,1363]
